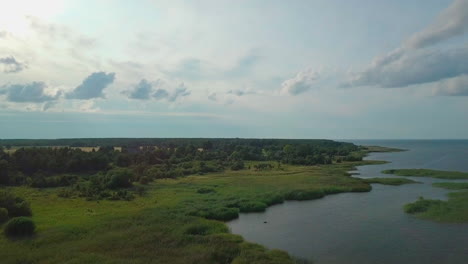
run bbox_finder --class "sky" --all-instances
[0,0,467,139]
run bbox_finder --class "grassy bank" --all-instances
[404,191,468,223]
[382,169,468,179]
[432,182,468,190]
[363,177,419,186]
[0,160,380,264]
[360,146,406,153]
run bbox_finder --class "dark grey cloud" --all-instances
[281,69,320,95]
[0,56,27,73]
[346,45,468,88]
[125,79,153,100]
[435,74,468,96]
[0,82,60,103]
[66,72,115,100]
[406,0,468,49]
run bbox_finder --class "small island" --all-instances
[382,169,468,179]
[387,169,468,223]
[363,178,419,186]
[360,145,406,153]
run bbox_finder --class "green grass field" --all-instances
[0,160,382,264]
[382,169,468,179]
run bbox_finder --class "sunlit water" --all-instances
[227,140,468,264]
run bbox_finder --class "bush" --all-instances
[0,191,32,217]
[139,176,149,185]
[0,208,8,223]
[230,160,245,171]
[107,169,133,189]
[4,217,35,237]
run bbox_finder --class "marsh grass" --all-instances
[363,177,419,185]
[382,169,468,179]
[432,182,468,190]
[0,160,374,263]
[404,192,468,222]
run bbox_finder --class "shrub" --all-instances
[139,176,149,185]
[0,191,32,217]
[230,160,245,171]
[0,208,8,223]
[4,217,36,237]
[107,169,133,189]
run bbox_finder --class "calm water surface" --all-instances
[227,140,468,264]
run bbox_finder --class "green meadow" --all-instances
[0,160,382,264]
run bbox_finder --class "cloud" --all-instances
[345,0,468,90]
[405,0,468,49]
[0,56,27,73]
[167,84,191,102]
[125,79,153,100]
[224,54,261,78]
[66,72,115,100]
[0,82,61,103]
[171,58,204,80]
[434,74,468,96]
[346,45,468,88]
[121,78,191,102]
[166,52,262,81]
[0,31,7,38]
[42,101,57,111]
[227,87,257,97]
[153,88,169,100]
[27,16,96,48]
[281,69,321,95]
[208,92,217,101]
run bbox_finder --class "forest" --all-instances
[0,139,362,195]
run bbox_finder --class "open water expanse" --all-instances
[227,140,468,264]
